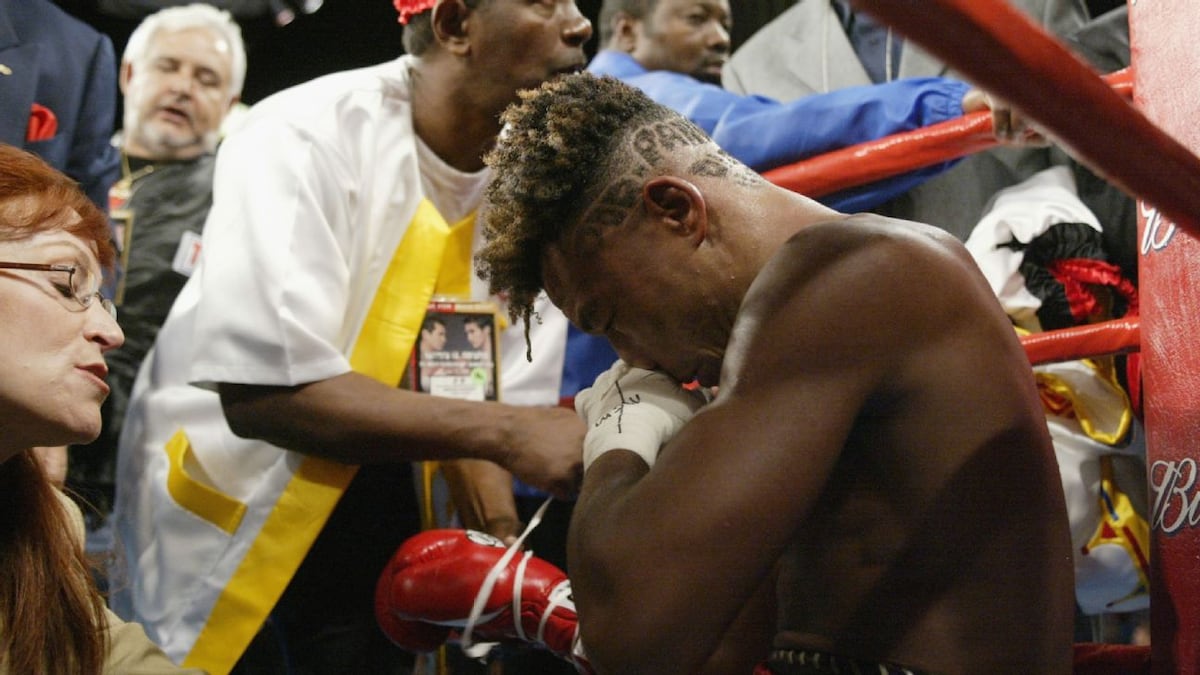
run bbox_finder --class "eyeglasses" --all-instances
[0,261,117,319]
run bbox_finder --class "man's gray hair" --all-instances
[123,3,247,96]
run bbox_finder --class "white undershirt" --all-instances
[414,132,490,224]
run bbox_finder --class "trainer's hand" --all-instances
[962,88,1049,147]
[574,360,710,472]
[500,405,585,500]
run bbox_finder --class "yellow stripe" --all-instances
[435,211,478,298]
[165,430,246,535]
[1034,368,1131,445]
[420,460,441,531]
[1082,455,1151,604]
[182,459,356,673]
[416,211,477,534]
[349,202,470,384]
[183,200,459,674]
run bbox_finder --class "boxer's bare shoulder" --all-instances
[715,213,1074,674]
[722,213,990,394]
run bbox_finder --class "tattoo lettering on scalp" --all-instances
[654,122,688,151]
[598,176,643,211]
[579,176,643,238]
[633,128,663,166]
[677,121,710,145]
[690,148,740,178]
[690,149,767,187]
[588,205,631,231]
[631,120,712,168]
[733,163,767,188]
[597,177,642,217]
[690,156,730,178]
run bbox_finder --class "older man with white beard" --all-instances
[66,2,244,551]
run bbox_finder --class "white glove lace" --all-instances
[460,496,551,652]
[460,497,593,673]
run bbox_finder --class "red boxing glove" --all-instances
[375,529,591,673]
[374,610,454,654]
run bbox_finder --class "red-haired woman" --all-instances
[0,144,197,674]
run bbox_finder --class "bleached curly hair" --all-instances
[477,73,758,334]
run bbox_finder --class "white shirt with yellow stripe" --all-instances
[110,55,568,673]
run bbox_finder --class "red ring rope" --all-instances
[763,70,1133,199]
[1020,318,1141,366]
[846,0,1200,237]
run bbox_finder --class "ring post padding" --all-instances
[1128,1,1200,672]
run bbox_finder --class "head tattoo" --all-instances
[476,74,763,357]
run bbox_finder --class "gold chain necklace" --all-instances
[109,152,157,211]
[108,152,157,305]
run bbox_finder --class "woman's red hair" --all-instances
[0,144,111,673]
[0,144,115,270]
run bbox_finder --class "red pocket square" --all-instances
[26,103,58,142]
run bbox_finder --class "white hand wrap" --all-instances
[574,360,710,472]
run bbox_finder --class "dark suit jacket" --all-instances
[0,0,120,209]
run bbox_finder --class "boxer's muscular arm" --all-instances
[568,221,969,673]
[219,372,584,498]
[696,565,778,675]
[569,363,859,674]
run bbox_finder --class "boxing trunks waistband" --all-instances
[758,647,930,675]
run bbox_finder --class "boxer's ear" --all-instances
[642,176,707,246]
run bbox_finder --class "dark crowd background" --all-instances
[52,0,1125,111]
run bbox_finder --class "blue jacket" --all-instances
[587,50,972,213]
[0,0,119,210]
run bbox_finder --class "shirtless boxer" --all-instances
[472,73,1075,674]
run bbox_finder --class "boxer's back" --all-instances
[732,214,1074,673]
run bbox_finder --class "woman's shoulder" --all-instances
[103,608,206,674]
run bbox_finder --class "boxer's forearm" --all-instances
[567,452,691,674]
[566,421,772,674]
